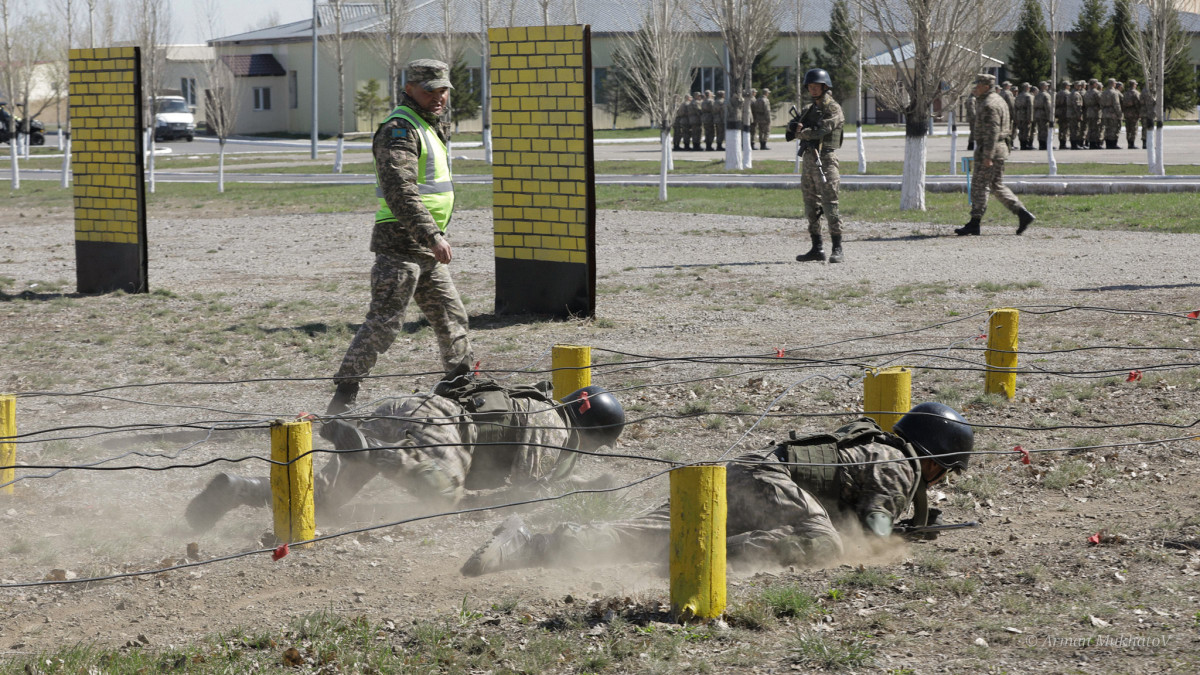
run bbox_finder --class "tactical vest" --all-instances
[799,98,844,150]
[374,105,454,232]
[774,419,922,511]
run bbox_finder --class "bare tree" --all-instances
[129,0,172,193]
[615,0,694,200]
[52,0,78,186]
[854,0,1012,210]
[0,0,21,188]
[320,0,348,173]
[1128,0,1186,175]
[476,0,493,163]
[1,5,60,184]
[1045,0,1061,175]
[537,0,552,26]
[691,0,784,170]
[431,0,459,67]
[364,0,413,109]
[200,0,241,192]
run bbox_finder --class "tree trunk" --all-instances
[948,110,958,175]
[856,121,865,174]
[218,138,226,193]
[9,136,19,189]
[1046,122,1057,176]
[148,132,156,194]
[900,118,927,211]
[60,133,71,188]
[658,129,669,201]
[334,133,344,173]
[724,126,741,169]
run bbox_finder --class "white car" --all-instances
[154,96,196,142]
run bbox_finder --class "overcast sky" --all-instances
[171,0,311,44]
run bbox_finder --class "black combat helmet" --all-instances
[561,385,625,448]
[891,402,974,471]
[803,68,833,90]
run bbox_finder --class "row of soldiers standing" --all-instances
[967,78,1151,151]
[672,88,775,152]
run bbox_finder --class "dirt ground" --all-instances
[2,200,1200,673]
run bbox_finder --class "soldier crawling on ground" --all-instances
[185,379,625,531]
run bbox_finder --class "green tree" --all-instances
[1067,0,1110,81]
[1105,0,1139,83]
[595,65,643,129]
[1008,0,1052,84]
[1162,10,1196,113]
[813,0,858,106]
[448,58,480,124]
[354,78,389,129]
[751,37,795,111]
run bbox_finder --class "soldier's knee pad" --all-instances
[411,460,461,503]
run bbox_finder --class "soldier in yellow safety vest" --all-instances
[326,59,474,416]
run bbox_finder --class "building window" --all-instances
[180,77,197,106]
[254,87,272,111]
[690,67,725,95]
[288,71,298,109]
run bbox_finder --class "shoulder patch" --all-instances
[391,128,408,138]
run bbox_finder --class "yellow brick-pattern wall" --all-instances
[69,47,143,245]
[488,25,591,265]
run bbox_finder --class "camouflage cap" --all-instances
[716,90,725,96]
[1076,80,1086,87]
[1127,79,1138,86]
[1060,79,1071,87]
[761,88,770,94]
[704,89,712,95]
[692,91,702,97]
[1106,78,1116,85]
[406,59,453,91]
[1088,78,1099,84]
[1019,82,1030,90]
[975,73,996,87]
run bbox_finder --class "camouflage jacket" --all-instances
[974,91,1011,161]
[1033,91,1051,121]
[1083,88,1102,118]
[1054,89,1070,119]
[797,91,845,153]
[1122,89,1141,117]
[700,98,714,124]
[686,99,703,124]
[1100,87,1122,119]
[369,92,453,256]
[750,96,770,123]
[1014,92,1033,121]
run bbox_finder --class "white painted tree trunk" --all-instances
[667,136,674,171]
[1046,123,1057,176]
[856,122,865,174]
[658,130,669,201]
[218,140,227,193]
[724,127,741,169]
[741,129,752,169]
[9,138,19,189]
[1154,125,1164,175]
[57,125,64,150]
[1145,132,1155,173]
[334,134,345,173]
[899,135,927,211]
[483,128,492,164]
[148,134,156,194]
[794,137,801,173]
[61,136,71,188]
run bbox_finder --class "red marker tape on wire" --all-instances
[272,543,289,561]
[1187,310,1199,319]
[1013,445,1031,465]
[775,348,786,358]
[1126,370,1143,382]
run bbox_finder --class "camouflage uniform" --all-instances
[963,93,976,150]
[687,92,703,150]
[751,89,772,149]
[999,82,1016,149]
[1100,79,1122,148]
[332,81,473,395]
[1013,83,1033,150]
[798,91,844,237]
[700,90,715,151]
[1032,82,1051,150]
[1083,79,1102,148]
[1054,80,1071,149]
[971,82,1025,220]
[1122,80,1141,149]
[713,91,726,151]
[1141,88,1157,149]
[672,95,690,150]
[490,448,845,571]
[1069,81,1086,148]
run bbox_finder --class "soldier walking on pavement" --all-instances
[461,403,975,576]
[327,60,473,416]
[1054,80,1071,150]
[751,88,772,150]
[700,90,716,151]
[1013,82,1033,150]
[187,381,625,532]
[1122,80,1141,149]
[955,74,1036,237]
[787,69,845,263]
[1100,78,1122,149]
[1033,81,1051,151]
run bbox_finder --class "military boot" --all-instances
[1059,140,1067,150]
[955,217,981,236]
[1016,208,1036,235]
[795,234,826,262]
[326,382,359,416]
[828,235,844,263]
[461,515,546,576]
[185,473,272,531]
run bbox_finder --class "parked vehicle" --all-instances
[0,106,43,145]
[154,95,196,142]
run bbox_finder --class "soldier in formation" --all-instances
[186,381,626,532]
[687,91,704,151]
[461,403,975,576]
[1122,79,1141,149]
[328,60,473,416]
[751,88,772,150]
[1100,78,1123,149]
[998,81,1016,149]
[787,68,845,264]
[1141,85,1158,150]
[1033,81,1051,151]
[713,90,726,151]
[1083,78,1102,149]
[1013,82,1033,150]
[672,94,690,151]
[700,90,716,151]
[955,73,1036,237]
[1069,81,1086,149]
[1054,80,1071,150]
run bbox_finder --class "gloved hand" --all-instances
[785,119,799,142]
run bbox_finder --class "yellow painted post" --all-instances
[985,308,1020,398]
[552,344,591,400]
[669,465,726,622]
[863,367,912,432]
[1,395,15,495]
[270,419,315,545]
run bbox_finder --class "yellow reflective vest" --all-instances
[374,105,454,232]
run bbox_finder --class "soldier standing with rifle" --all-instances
[786,68,845,264]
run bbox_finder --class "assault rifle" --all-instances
[788,104,826,184]
[893,520,981,540]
